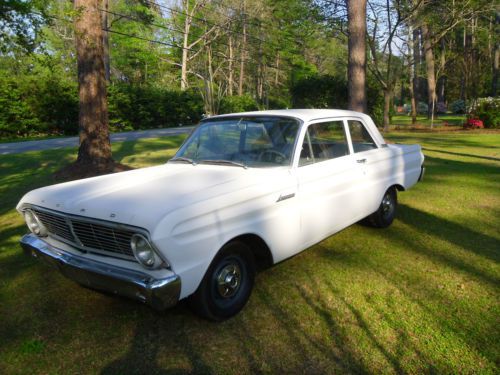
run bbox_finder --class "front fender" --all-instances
[150,175,300,299]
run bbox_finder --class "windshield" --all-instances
[172,116,301,168]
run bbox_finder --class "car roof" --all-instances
[207,109,371,123]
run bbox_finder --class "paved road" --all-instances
[0,127,194,155]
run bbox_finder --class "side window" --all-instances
[347,120,378,152]
[299,121,349,166]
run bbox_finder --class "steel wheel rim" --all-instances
[382,193,394,217]
[215,262,242,299]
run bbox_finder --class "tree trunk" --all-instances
[409,26,418,124]
[228,32,234,96]
[102,0,110,82]
[412,28,421,106]
[493,41,499,97]
[205,45,216,115]
[238,11,247,96]
[74,0,112,167]
[383,88,392,132]
[460,27,467,101]
[437,38,446,104]
[275,52,280,86]
[492,12,499,97]
[421,23,436,123]
[257,35,264,102]
[471,17,479,105]
[181,3,191,91]
[347,0,367,113]
[437,76,446,104]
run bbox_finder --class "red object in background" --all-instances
[464,118,484,129]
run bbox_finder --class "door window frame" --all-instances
[294,118,351,168]
[343,117,382,154]
[293,116,383,168]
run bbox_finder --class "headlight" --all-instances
[130,234,162,269]
[24,209,48,237]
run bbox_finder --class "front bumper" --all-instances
[418,165,425,181]
[20,233,181,310]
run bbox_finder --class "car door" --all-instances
[295,119,365,248]
[345,119,386,216]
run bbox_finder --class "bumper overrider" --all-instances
[20,233,181,310]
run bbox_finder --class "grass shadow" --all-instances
[100,307,214,375]
[423,148,500,162]
[398,204,500,266]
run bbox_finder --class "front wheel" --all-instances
[367,187,397,228]
[189,241,255,321]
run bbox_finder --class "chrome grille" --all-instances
[33,209,75,242]
[72,221,134,257]
[31,207,137,261]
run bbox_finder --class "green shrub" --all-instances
[219,95,259,114]
[369,96,384,127]
[436,102,447,114]
[0,78,38,137]
[291,75,347,109]
[450,99,466,114]
[108,84,203,130]
[33,78,78,135]
[474,97,499,128]
[366,84,385,127]
[0,75,78,137]
[267,96,289,110]
[417,101,428,115]
[291,74,389,128]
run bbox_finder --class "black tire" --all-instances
[189,241,255,321]
[367,187,397,228]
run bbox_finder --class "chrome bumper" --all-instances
[418,165,425,181]
[20,234,181,310]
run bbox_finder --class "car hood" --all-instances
[17,163,293,230]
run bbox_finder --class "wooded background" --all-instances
[1,0,498,140]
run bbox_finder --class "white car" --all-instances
[18,109,424,320]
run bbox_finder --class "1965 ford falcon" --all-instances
[18,109,424,320]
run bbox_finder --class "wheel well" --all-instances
[231,234,274,271]
[392,184,405,192]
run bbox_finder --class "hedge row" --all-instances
[0,79,205,138]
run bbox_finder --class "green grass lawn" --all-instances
[0,132,499,374]
[391,114,466,128]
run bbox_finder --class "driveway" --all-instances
[0,127,194,155]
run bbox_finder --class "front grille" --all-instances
[33,209,75,242]
[72,221,134,257]
[32,207,138,261]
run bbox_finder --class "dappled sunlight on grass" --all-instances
[113,135,186,168]
[0,132,498,373]
[390,114,466,128]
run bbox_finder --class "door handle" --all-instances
[356,158,367,163]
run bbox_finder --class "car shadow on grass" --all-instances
[422,148,500,162]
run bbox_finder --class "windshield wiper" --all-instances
[198,159,248,169]
[169,156,196,165]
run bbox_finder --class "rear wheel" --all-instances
[189,241,255,321]
[367,187,397,228]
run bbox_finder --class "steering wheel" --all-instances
[258,149,286,164]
